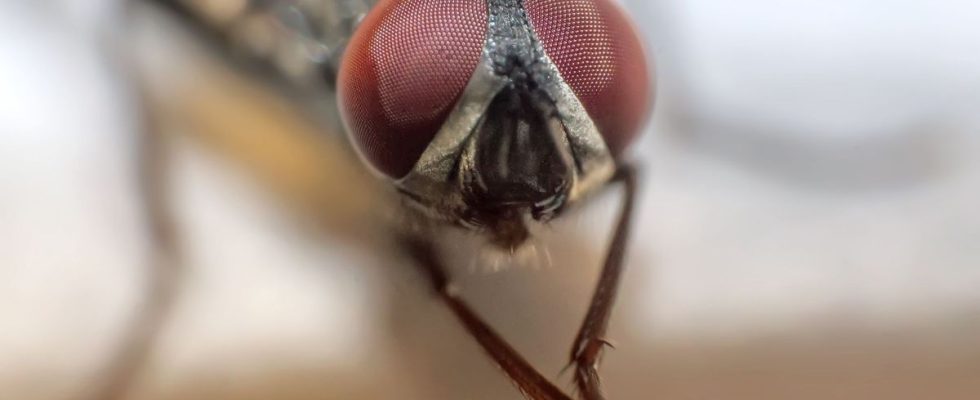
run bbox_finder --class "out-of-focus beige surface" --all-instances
[2,1,979,399]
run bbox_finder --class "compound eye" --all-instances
[338,0,488,178]
[525,0,653,156]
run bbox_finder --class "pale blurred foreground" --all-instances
[1,1,979,399]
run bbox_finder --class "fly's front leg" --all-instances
[400,234,574,400]
[569,163,639,400]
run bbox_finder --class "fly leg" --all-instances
[82,89,183,400]
[400,235,574,400]
[569,163,638,400]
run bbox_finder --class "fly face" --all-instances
[338,0,652,248]
[101,2,655,400]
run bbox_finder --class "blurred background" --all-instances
[2,0,979,399]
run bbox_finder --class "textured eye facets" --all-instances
[338,0,487,178]
[525,0,652,155]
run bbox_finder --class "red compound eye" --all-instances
[525,0,653,156]
[338,0,488,178]
[339,0,652,178]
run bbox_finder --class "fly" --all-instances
[107,1,654,399]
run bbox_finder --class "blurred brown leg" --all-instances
[569,163,638,400]
[82,86,183,400]
[401,235,574,400]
